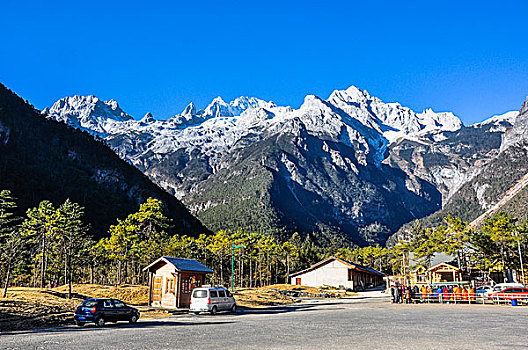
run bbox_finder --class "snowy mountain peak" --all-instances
[327,87,462,143]
[204,97,231,118]
[181,102,197,117]
[47,94,133,135]
[230,96,276,112]
[328,85,370,105]
[472,111,518,128]
[202,95,275,118]
[521,96,528,116]
[140,112,155,123]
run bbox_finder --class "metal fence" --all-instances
[395,293,528,305]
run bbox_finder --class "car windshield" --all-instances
[193,290,208,298]
[81,300,98,307]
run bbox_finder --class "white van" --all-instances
[189,285,237,315]
[492,283,525,293]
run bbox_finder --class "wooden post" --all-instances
[176,271,181,308]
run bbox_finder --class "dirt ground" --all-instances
[0,285,162,332]
[233,286,298,307]
[0,284,341,332]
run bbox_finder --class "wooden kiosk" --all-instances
[143,256,213,309]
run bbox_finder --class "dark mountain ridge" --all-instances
[0,83,208,238]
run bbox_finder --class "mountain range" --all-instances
[44,86,525,245]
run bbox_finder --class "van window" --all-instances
[210,290,218,298]
[226,290,232,297]
[218,290,226,297]
[193,290,208,298]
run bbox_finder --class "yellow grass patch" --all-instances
[54,284,149,306]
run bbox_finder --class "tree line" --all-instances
[1,188,527,298]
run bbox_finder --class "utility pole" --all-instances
[231,243,245,292]
[517,233,525,285]
[514,231,525,285]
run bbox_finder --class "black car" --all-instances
[74,298,140,327]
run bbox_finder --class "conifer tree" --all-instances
[0,190,23,297]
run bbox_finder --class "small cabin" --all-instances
[428,262,462,283]
[143,256,213,309]
[289,256,385,290]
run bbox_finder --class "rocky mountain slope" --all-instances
[0,83,208,238]
[46,86,471,245]
[399,97,528,231]
[386,110,517,203]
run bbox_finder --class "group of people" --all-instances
[390,284,476,303]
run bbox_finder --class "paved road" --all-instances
[1,297,527,350]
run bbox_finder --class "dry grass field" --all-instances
[0,284,315,332]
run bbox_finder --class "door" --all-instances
[217,290,227,310]
[153,276,162,304]
[209,289,220,310]
[102,299,117,321]
[179,274,192,308]
[296,278,301,286]
[112,299,130,321]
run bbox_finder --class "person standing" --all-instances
[442,286,449,304]
[405,285,412,304]
[421,285,428,301]
[468,286,476,302]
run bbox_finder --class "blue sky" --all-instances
[1,0,527,124]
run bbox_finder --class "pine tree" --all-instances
[54,199,89,298]
[0,190,23,297]
[21,200,56,288]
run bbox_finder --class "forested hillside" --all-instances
[0,83,208,238]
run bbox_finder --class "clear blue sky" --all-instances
[1,0,527,124]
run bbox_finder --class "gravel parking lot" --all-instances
[1,297,527,350]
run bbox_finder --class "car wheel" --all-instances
[231,304,237,313]
[75,321,84,327]
[210,306,217,315]
[129,314,138,324]
[95,317,105,327]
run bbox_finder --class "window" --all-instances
[193,290,208,298]
[218,290,226,297]
[210,290,218,298]
[348,269,353,281]
[113,300,125,308]
[226,290,232,297]
[81,300,98,307]
[103,300,114,308]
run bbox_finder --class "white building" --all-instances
[289,256,385,290]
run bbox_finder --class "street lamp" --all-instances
[231,243,245,292]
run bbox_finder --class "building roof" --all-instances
[143,256,213,273]
[289,256,386,278]
[427,262,461,272]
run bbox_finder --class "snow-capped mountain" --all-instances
[46,86,462,168]
[44,95,133,135]
[45,85,466,245]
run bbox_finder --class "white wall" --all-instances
[290,260,354,289]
